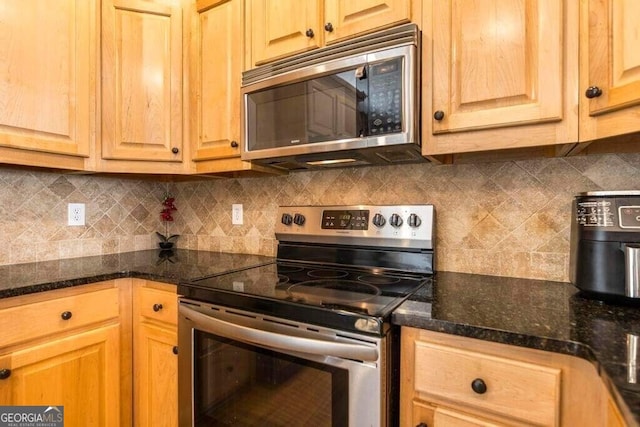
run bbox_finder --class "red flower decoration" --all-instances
[160,195,177,222]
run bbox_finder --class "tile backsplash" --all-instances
[2,153,640,282]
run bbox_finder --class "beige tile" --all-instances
[1,153,639,283]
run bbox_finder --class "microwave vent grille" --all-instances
[243,23,420,86]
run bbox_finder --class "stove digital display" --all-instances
[322,210,369,230]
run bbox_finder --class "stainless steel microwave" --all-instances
[240,24,423,171]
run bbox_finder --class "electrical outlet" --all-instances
[232,204,243,225]
[68,203,85,226]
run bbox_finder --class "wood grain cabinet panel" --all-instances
[0,0,95,169]
[414,340,560,425]
[0,325,121,427]
[133,280,178,427]
[190,0,282,175]
[0,288,119,348]
[134,322,177,427]
[578,0,640,144]
[423,0,578,156]
[246,0,415,68]
[324,0,411,44]
[0,283,122,426]
[101,0,183,163]
[248,0,322,66]
[191,0,242,162]
[401,327,609,427]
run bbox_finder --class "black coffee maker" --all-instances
[570,191,640,300]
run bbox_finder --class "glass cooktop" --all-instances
[178,262,431,334]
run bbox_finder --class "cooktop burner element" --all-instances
[178,205,435,335]
[285,280,381,303]
[307,269,349,279]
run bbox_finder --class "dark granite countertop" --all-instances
[392,271,640,427]
[0,249,274,299]
[3,253,639,425]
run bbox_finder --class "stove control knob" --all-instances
[372,213,386,227]
[281,213,293,225]
[293,213,306,226]
[389,213,403,227]
[408,213,422,228]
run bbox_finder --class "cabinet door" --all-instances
[191,0,242,161]
[425,0,577,155]
[0,0,94,164]
[0,325,120,426]
[101,0,183,162]
[579,0,640,142]
[134,322,178,427]
[324,0,411,44]
[248,0,322,66]
[433,0,563,133]
[133,281,178,427]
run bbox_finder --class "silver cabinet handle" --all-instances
[180,305,378,362]
[625,244,640,298]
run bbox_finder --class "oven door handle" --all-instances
[180,305,379,362]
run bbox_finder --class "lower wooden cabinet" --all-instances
[0,279,180,427]
[0,282,122,426]
[0,325,121,426]
[401,327,610,427]
[132,280,178,427]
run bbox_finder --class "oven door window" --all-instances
[193,330,349,426]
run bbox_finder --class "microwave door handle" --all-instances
[181,305,378,362]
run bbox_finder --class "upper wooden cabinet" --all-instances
[246,0,414,67]
[0,0,96,170]
[190,0,242,163]
[100,0,186,173]
[247,0,322,66]
[324,0,412,44]
[423,0,579,157]
[577,0,640,144]
[189,0,285,175]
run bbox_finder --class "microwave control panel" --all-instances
[368,58,402,136]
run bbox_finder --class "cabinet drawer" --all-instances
[138,286,177,326]
[0,287,119,348]
[414,341,561,426]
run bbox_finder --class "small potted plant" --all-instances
[157,193,179,249]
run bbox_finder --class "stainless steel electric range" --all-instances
[178,205,435,427]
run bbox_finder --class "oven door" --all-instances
[178,300,386,427]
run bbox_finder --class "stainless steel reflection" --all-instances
[625,245,640,298]
[180,304,379,361]
[627,334,638,384]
